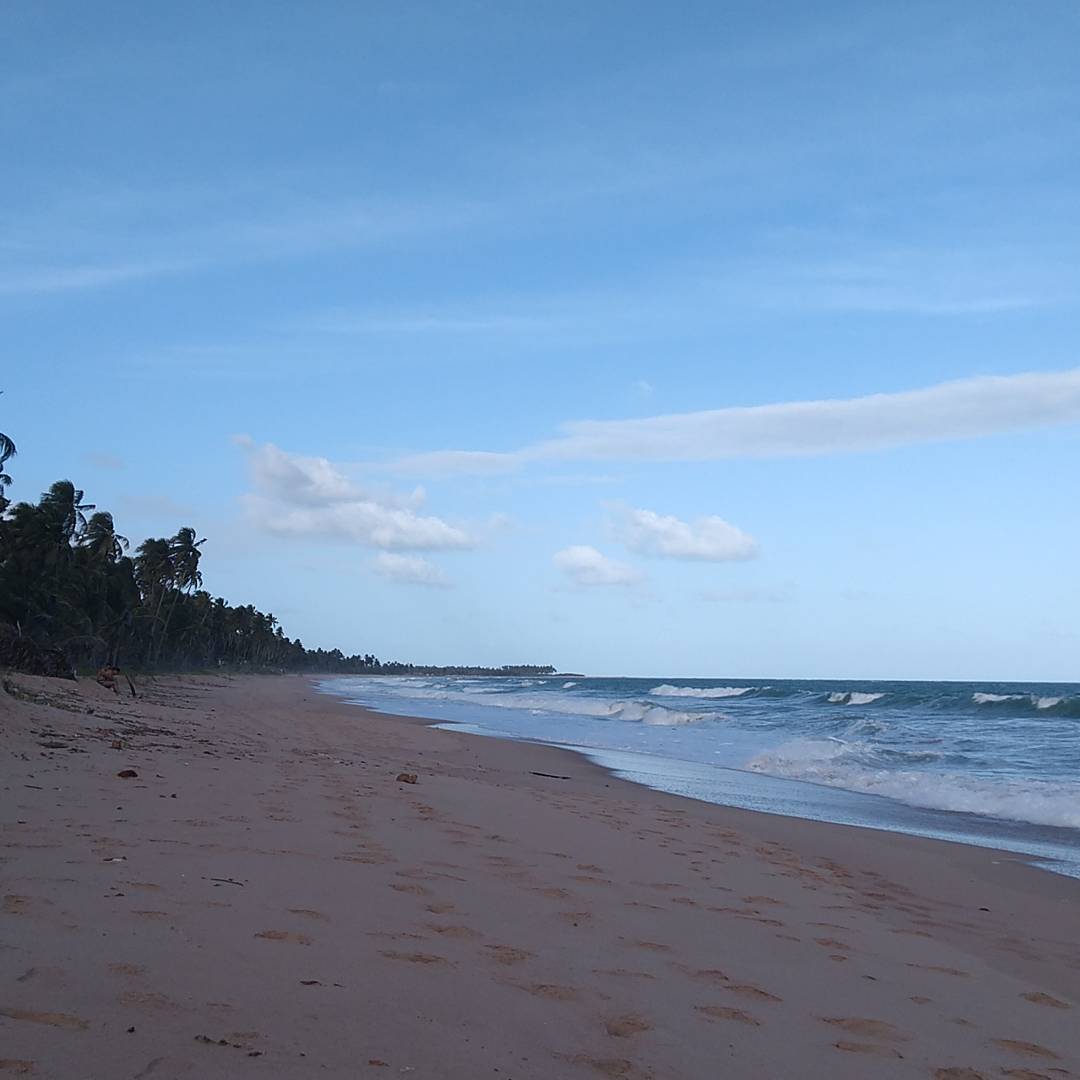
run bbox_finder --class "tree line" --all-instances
[0,428,556,679]
[0,430,394,675]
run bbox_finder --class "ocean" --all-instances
[320,674,1080,878]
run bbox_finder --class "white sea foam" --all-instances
[747,739,1080,830]
[562,681,578,688]
[827,691,885,705]
[650,684,754,699]
[973,692,1067,711]
[365,680,711,726]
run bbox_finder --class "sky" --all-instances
[4,1,1079,680]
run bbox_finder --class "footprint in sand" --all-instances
[932,1070,987,1080]
[1020,992,1070,1009]
[990,1040,1059,1061]
[287,908,330,922]
[0,1007,88,1031]
[907,963,969,977]
[604,1015,652,1038]
[0,1061,36,1075]
[1000,1069,1066,1080]
[695,1005,760,1026]
[512,983,578,1002]
[556,1054,647,1079]
[682,968,729,985]
[727,984,782,1003]
[593,969,655,981]
[425,902,456,914]
[254,930,312,945]
[117,991,180,1011]
[814,937,851,952]
[533,887,574,901]
[425,924,482,939]
[3,895,48,915]
[629,941,671,952]
[484,945,533,966]
[389,883,430,896]
[832,1041,901,1058]
[379,951,448,965]
[822,1018,908,1043]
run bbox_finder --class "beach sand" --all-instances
[1,672,1077,1078]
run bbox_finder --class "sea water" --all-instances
[320,675,1080,878]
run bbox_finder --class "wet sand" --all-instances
[1,672,1078,1078]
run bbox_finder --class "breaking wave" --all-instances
[972,691,1080,716]
[827,691,886,706]
[368,681,713,726]
[650,684,756,699]
[747,738,1080,830]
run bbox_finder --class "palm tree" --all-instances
[155,527,206,662]
[82,512,129,563]
[168,527,206,592]
[0,429,13,510]
[40,481,95,545]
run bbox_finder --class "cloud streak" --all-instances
[392,368,1080,473]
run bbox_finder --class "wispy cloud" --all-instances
[614,507,757,562]
[373,552,451,588]
[392,368,1080,473]
[84,451,125,471]
[237,439,472,551]
[553,545,642,588]
[0,184,490,297]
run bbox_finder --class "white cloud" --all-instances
[389,368,1080,473]
[553,545,643,588]
[237,439,471,551]
[373,553,451,588]
[616,507,757,562]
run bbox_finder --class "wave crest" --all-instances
[650,684,755,699]
[747,738,1080,829]
[827,691,886,705]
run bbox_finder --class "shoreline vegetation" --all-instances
[0,432,555,681]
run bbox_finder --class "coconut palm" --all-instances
[0,430,13,510]
[39,481,95,545]
[82,512,129,563]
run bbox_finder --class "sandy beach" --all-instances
[1,672,1078,1079]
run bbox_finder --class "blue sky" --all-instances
[4,2,1079,679]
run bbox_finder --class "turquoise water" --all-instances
[321,675,1080,877]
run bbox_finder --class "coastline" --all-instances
[331,685,1080,882]
[2,672,1077,1077]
